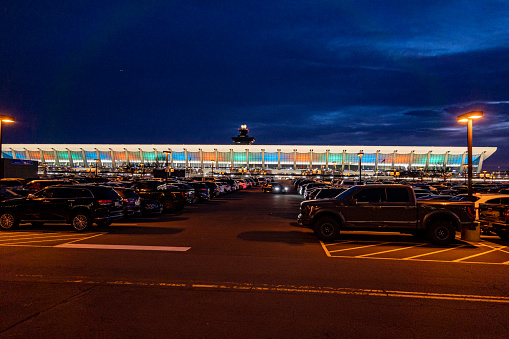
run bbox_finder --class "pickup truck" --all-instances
[297,184,475,245]
[478,203,509,241]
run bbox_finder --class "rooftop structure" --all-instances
[232,125,255,145]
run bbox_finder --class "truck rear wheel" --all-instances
[314,216,340,242]
[427,220,455,245]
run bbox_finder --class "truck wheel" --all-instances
[427,220,455,245]
[0,212,19,230]
[71,212,91,232]
[314,217,340,242]
[495,231,509,241]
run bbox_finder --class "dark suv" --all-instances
[0,185,124,231]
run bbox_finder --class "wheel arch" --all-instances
[312,210,345,228]
[67,206,92,223]
[423,211,461,231]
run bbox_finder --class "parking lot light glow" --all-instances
[457,111,483,122]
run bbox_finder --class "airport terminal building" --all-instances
[2,144,497,174]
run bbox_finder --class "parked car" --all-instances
[0,188,21,201]
[479,203,509,240]
[23,179,78,193]
[188,182,211,202]
[140,199,163,215]
[0,185,124,231]
[113,187,142,217]
[0,178,25,191]
[201,181,221,198]
[171,183,197,204]
[130,180,186,213]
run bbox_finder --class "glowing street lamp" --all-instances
[457,111,483,201]
[357,151,364,184]
[0,114,15,179]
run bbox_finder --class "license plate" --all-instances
[115,201,121,207]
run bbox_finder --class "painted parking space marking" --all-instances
[0,231,106,247]
[356,243,427,258]
[403,245,469,260]
[55,244,191,252]
[453,245,508,262]
[321,238,509,265]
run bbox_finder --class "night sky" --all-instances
[1,1,509,170]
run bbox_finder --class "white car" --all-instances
[451,193,509,220]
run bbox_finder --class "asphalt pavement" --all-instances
[1,182,509,338]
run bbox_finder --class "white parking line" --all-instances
[356,244,427,257]
[402,245,468,260]
[453,246,508,262]
[328,242,393,253]
[55,244,191,251]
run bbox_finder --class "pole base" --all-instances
[461,222,481,242]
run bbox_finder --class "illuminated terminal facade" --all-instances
[2,144,497,174]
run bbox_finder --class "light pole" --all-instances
[357,151,364,184]
[457,111,483,201]
[483,170,487,182]
[163,150,171,179]
[0,114,15,179]
[211,161,214,176]
[94,159,99,176]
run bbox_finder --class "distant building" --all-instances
[232,125,255,145]
[2,144,496,174]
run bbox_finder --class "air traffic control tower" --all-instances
[232,125,255,145]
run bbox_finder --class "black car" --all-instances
[141,199,163,215]
[113,187,142,217]
[0,185,124,231]
[188,182,211,202]
[130,180,186,212]
[23,179,78,194]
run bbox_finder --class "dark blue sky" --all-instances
[1,1,509,169]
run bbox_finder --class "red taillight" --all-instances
[466,206,475,219]
[97,199,113,206]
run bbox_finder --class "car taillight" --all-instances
[466,206,475,219]
[97,199,113,206]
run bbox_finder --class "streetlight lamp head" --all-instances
[0,115,15,123]
[457,111,483,122]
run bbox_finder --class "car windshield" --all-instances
[335,186,357,199]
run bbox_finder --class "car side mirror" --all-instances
[350,198,357,205]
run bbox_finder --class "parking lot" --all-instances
[2,185,509,337]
